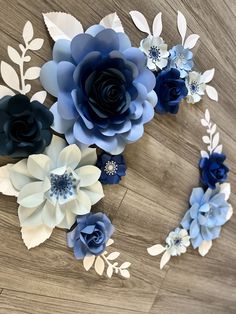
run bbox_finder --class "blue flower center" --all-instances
[104,161,118,175]
[50,172,77,200]
[174,238,182,246]
[148,46,160,61]
[190,82,198,94]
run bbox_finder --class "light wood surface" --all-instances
[0,0,235,313]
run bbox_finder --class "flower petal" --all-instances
[18,204,44,226]
[79,147,97,167]
[44,135,67,166]
[50,102,75,134]
[198,240,212,256]
[189,219,200,238]
[40,61,59,97]
[57,144,81,170]
[81,181,104,205]
[75,165,101,187]
[27,154,52,180]
[9,159,33,191]
[74,190,92,214]
[41,200,64,228]
[190,187,204,206]
[21,224,53,249]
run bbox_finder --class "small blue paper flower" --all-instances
[96,152,126,184]
[168,44,193,78]
[181,186,230,249]
[67,213,114,259]
[199,153,229,189]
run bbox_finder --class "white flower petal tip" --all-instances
[219,183,231,201]
[226,204,233,222]
[0,164,19,197]
[198,240,212,256]
[100,12,124,32]
[147,244,166,256]
[21,224,53,249]
[160,251,171,269]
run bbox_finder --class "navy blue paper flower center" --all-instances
[149,46,160,61]
[50,172,77,200]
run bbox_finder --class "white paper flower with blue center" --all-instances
[185,71,206,104]
[140,35,169,70]
[8,135,104,249]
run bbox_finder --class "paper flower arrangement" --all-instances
[0,10,231,278]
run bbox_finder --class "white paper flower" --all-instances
[140,35,169,70]
[185,71,206,103]
[9,136,104,232]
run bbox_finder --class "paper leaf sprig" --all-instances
[129,11,162,37]
[0,21,46,102]
[201,109,222,158]
[83,239,131,278]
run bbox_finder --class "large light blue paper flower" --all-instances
[40,25,157,155]
[168,44,193,78]
[181,184,231,249]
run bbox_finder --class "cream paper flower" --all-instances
[185,71,206,103]
[8,135,104,248]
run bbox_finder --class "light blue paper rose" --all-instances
[40,25,157,155]
[181,184,231,249]
[168,44,193,78]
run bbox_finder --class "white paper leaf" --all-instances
[100,12,124,32]
[206,85,218,101]
[202,136,210,144]
[177,11,187,44]
[226,204,233,221]
[219,183,231,201]
[43,12,84,41]
[106,265,113,278]
[21,224,53,249]
[210,124,217,135]
[23,21,34,45]
[83,255,95,271]
[198,240,212,256]
[201,68,215,84]
[30,91,47,103]
[205,109,210,123]
[120,262,131,269]
[1,61,20,91]
[147,244,166,256]
[129,11,151,34]
[94,256,105,275]
[0,164,18,197]
[200,150,209,158]
[106,238,114,247]
[24,56,31,62]
[160,251,171,269]
[28,38,44,51]
[213,144,223,154]
[7,46,21,65]
[152,12,162,37]
[107,252,120,261]
[201,119,208,127]
[212,132,219,149]
[24,67,40,80]
[120,269,130,278]
[184,34,200,49]
[0,85,15,97]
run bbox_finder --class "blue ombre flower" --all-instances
[40,25,157,155]
[168,45,193,78]
[181,185,231,249]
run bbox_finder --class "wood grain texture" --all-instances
[0,0,235,313]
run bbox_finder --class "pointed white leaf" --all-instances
[210,123,217,135]
[107,252,120,261]
[106,238,114,247]
[24,56,31,62]
[0,85,15,97]
[7,46,21,65]
[152,12,162,37]
[100,12,124,32]
[219,183,231,201]
[160,251,171,269]
[120,268,130,278]
[200,150,209,158]
[1,61,20,91]
[212,132,219,149]
[24,67,40,80]
[120,262,131,269]
[205,109,210,123]
[83,255,95,271]
[226,204,233,221]
[0,164,19,197]
[202,136,210,144]
[198,240,212,256]
[23,21,34,44]
[30,91,47,103]
[147,244,166,256]
[206,85,218,101]
[201,119,208,127]
[28,38,44,50]
[43,12,84,41]
[184,34,200,49]
[94,256,105,276]
[213,144,223,154]
[177,11,187,44]
[106,265,113,278]
[21,224,53,249]
[129,11,151,34]
[201,68,215,83]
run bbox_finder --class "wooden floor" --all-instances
[0,0,236,313]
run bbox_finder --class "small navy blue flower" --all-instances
[96,152,126,184]
[199,153,229,189]
[67,213,114,259]
[154,68,188,114]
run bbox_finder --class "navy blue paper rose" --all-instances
[0,94,53,157]
[40,25,157,155]
[67,213,114,259]
[199,153,229,189]
[96,152,126,184]
[154,68,188,114]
